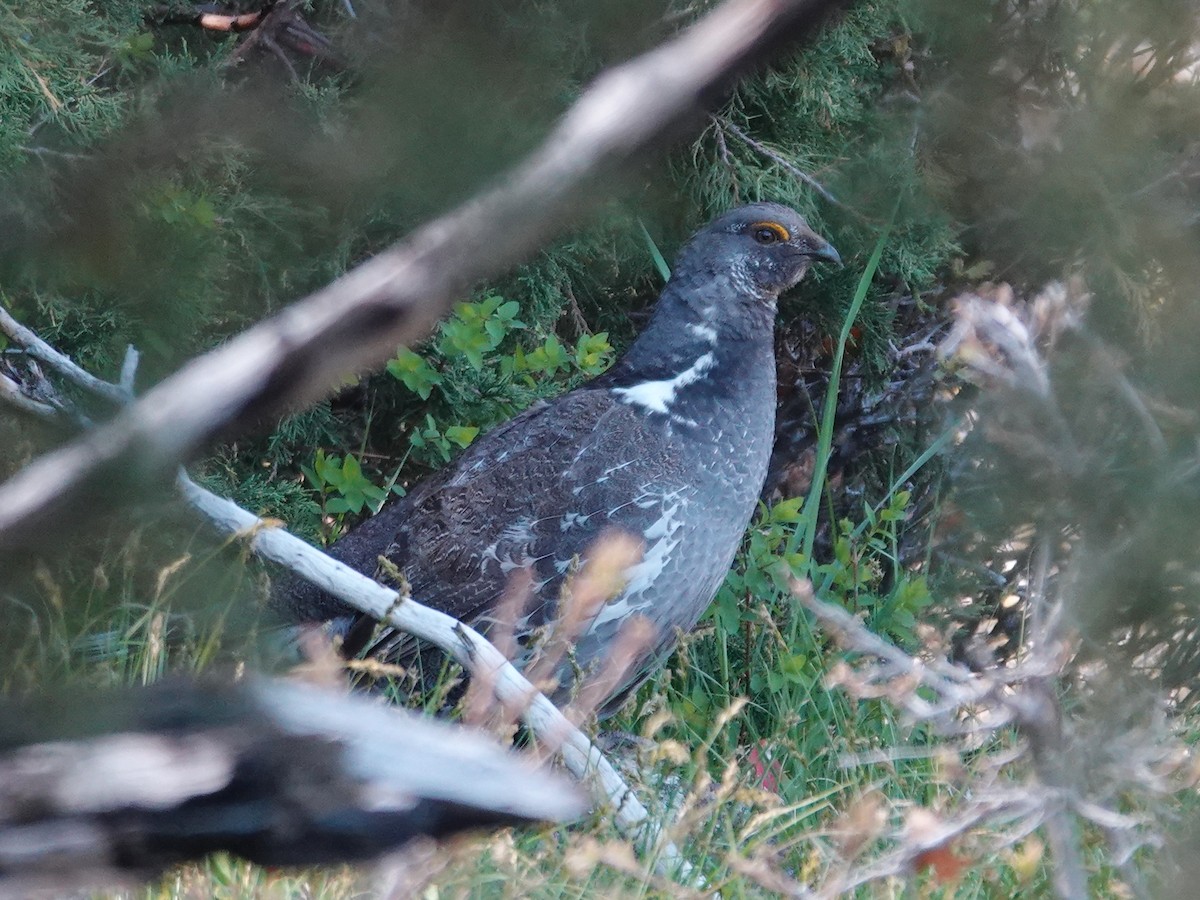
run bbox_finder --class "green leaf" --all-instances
[575,332,613,373]
[118,31,155,63]
[800,202,899,564]
[520,335,566,377]
[710,586,743,634]
[190,196,216,229]
[639,220,671,282]
[769,496,805,524]
[314,451,341,485]
[893,575,933,612]
[483,320,504,343]
[387,348,442,399]
[445,425,480,448]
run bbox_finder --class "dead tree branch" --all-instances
[0,304,129,405]
[0,312,697,881]
[800,582,1092,898]
[0,676,585,893]
[713,114,844,208]
[181,476,691,872]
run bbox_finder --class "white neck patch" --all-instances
[612,352,716,414]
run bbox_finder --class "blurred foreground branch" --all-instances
[791,281,1200,898]
[0,0,850,555]
[799,578,1178,899]
[0,676,584,895]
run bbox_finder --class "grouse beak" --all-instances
[808,240,843,268]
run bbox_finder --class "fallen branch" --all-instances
[181,476,685,868]
[0,310,695,880]
[0,304,128,405]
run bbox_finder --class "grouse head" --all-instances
[607,203,839,385]
[651,202,840,343]
[678,201,841,298]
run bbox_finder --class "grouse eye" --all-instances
[750,221,790,245]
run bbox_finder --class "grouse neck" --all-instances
[601,279,777,387]
[598,281,778,427]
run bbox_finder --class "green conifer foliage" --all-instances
[0,0,960,677]
[0,0,961,652]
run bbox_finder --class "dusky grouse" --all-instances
[277,202,840,715]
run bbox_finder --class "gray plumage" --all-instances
[276,203,840,715]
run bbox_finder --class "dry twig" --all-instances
[796,282,1195,898]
